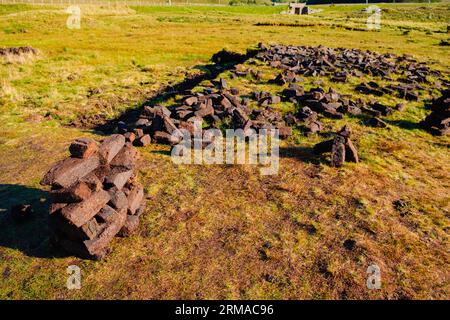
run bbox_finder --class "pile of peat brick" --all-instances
[420,89,450,135]
[280,85,398,132]
[41,135,145,260]
[253,44,448,125]
[122,74,397,144]
[255,44,445,90]
[118,44,448,144]
[120,79,294,147]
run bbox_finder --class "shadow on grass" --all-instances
[148,144,325,165]
[280,146,325,165]
[384,119,422,130]
[150,149,172,157]
[350,113,423,131]
[0,184,67,259]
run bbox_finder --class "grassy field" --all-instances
[0,3,449,299]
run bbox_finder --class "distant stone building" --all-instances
[288,3,310,15]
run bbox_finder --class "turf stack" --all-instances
[313,125,359,167]
[41,135,145,260]
[421,89,450,136]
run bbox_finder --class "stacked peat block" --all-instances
[420,89,450,136]
[41,135,145,260]
[313,125,359,167]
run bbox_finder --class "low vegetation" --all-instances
[0,2,449,299]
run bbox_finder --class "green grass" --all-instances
[133,4,282,14]
[0,3,449,300]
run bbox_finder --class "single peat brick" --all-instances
[69,138,99,159]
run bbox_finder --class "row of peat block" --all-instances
[41,135,145,260]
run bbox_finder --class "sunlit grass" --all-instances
[0,3,449,300]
